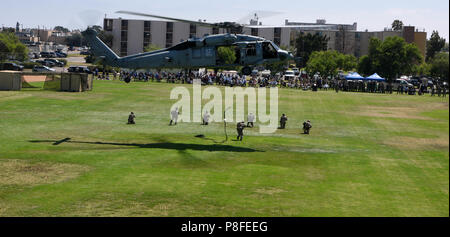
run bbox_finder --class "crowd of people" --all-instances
[90,68,448,97]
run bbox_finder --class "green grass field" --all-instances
[0,80,448,217]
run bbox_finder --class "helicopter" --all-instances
[82,10,294,77]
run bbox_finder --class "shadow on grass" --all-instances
[29,138,262,153]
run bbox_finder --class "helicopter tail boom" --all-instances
[83,28,121,67]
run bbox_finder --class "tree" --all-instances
[306,50,358,78]
[217,46,236,65]
[414,63,431,76]
[337,54,357,72]
[429,52,449,81]
[392,20,403,31]
[65,33,86,47]
[377,36,422,81]
[53,26,69,33]
[144,44,161,52]
[0,31,28,61]
[426,31,446,62]
[358,36,423,81]
[358,55,373,76]
[295,32,329,68]
[306,50,338,79]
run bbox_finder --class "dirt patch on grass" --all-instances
[254,187,286,195]
[0,159,90,186]
[350,102,448,120]
[72,199,179,216]
[354,106,431,120]
[22,75,47,82]
[383,136,449,150]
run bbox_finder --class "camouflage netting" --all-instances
[44,73,93,92]
[0,71,22,91]
[43,74,61,91]
[21,77,40,88]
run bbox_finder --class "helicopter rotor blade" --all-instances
[116,10,216,28]
[77,9,104,27]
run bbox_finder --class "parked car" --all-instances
[80,51,91,55]
[409,78,421,87]
[1,62,24,71]
[32,65,56,72]
[68,66,92,74]
[392,79,413,91]
[35,60,55,67]
[292,68,300,76]
[40,52,56,58]
[55,52,67,58]
[44,59,65,67]
[284,70,296,81]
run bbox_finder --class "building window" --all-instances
[121,20,128,31]
[120,42,127,57]
[143,21,151,51]
[166,22,173,48]
[212,27,219,35]
[251,28,258,36]
[189,24,196,38]
[274,28,281,46]
[120,20,128,56]
[121,30,128,42]
[104,19,113,31]
[144,21,151,32]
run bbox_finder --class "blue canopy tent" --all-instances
[365,73,385,81]
[345,72,364,80]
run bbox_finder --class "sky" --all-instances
[1,0,448,40]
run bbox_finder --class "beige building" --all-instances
[103,17,427,59]
[104,18,228,56]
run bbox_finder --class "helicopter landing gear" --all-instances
[242,66,252,76]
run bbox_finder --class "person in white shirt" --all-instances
[247,113,255,128]
[202,111,210,125]
[170,107,179,126]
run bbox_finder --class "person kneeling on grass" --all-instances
[247,112,255,128]
[236,121,245,141]
[127,112,136,124]
[202,111,210,125]
[303,120,312,134]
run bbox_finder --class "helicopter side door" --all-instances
[240,42,262,65]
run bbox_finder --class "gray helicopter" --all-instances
[82,11,294,76]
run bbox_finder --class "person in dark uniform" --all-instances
[236,121,245,141]
[127,112,136,124]
[280,114,288,129]
[303,120,312,134]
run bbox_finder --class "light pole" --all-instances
[223,106,232,141]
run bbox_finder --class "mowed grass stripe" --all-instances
[0,80,448,216]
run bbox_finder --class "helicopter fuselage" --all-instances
[84,29,293,73]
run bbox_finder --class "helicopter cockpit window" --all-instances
[263,42,277,59]
[245,43,256,56]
